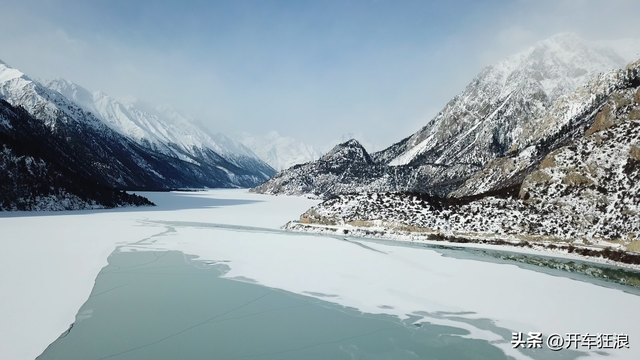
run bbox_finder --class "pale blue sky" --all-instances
[1,0,639,150]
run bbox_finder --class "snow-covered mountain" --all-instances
[254,33,639,198]
[251,139,405,198]
[0,98,154,210]
[286,70,640,253]
[0,60,274,194]
[378,33,627,168]
[236,131,322,171]
[43,78,275,179]
[451,59,640,197]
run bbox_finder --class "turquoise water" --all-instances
[38,250,512,360]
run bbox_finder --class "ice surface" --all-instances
[0,190,317,360]
[1,190,639,360]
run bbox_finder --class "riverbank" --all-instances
[0,190,319,360]
[3,190,640,360]
[284,220,640,271]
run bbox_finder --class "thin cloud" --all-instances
[1,0,639,150]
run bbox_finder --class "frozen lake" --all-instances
[2,190,639,360]
[38,251,511,360]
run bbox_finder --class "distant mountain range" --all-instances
[253,33,640,199]
[43,78,275,182]
[0,60,276,210]
[4,32,639,216]
[236,131,322,171]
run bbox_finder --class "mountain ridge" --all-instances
[43,77,276,181]
[0,99,154,210]
[253,33,638,199]
[0,60,275,206]
[287,70,640,252]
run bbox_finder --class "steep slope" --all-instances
[0,61,272,191]
[43,78,275,185]
[251,139,418,198]
[236,131,322,171]
[452,59,640,197]
[289,81,640,251]
[376,34,626,185]
[0,99,153,210]
[378,34,626,165]
[254,34,636,198]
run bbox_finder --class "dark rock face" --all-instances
[0,100,153,210]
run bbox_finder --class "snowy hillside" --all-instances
[378,33,627,169]
[254,33,639,199]
[0,99,153,210]
[250,139,423,198]
[288,84,640,250]
[237,131,322,171]
[0,60,274,192]
[283,60,640,258]
[44,79,275,179]
[452,59,640,197]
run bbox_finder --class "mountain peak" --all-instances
[489,32,626,95]
[236,131,322,171]
[320,139,373,165]
[343,138,363,147]
[356,32,635,191]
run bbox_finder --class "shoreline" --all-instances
[0,190,319,360]
[2,188,638,360]
[284,221,640,271]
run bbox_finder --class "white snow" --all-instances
[387,33,630,167]
[2,190,640,360]
[0,190,316,360]
[42,78,260,164]
[388,133,435,166]
[236,131,322,171]
[0,63,25,83]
